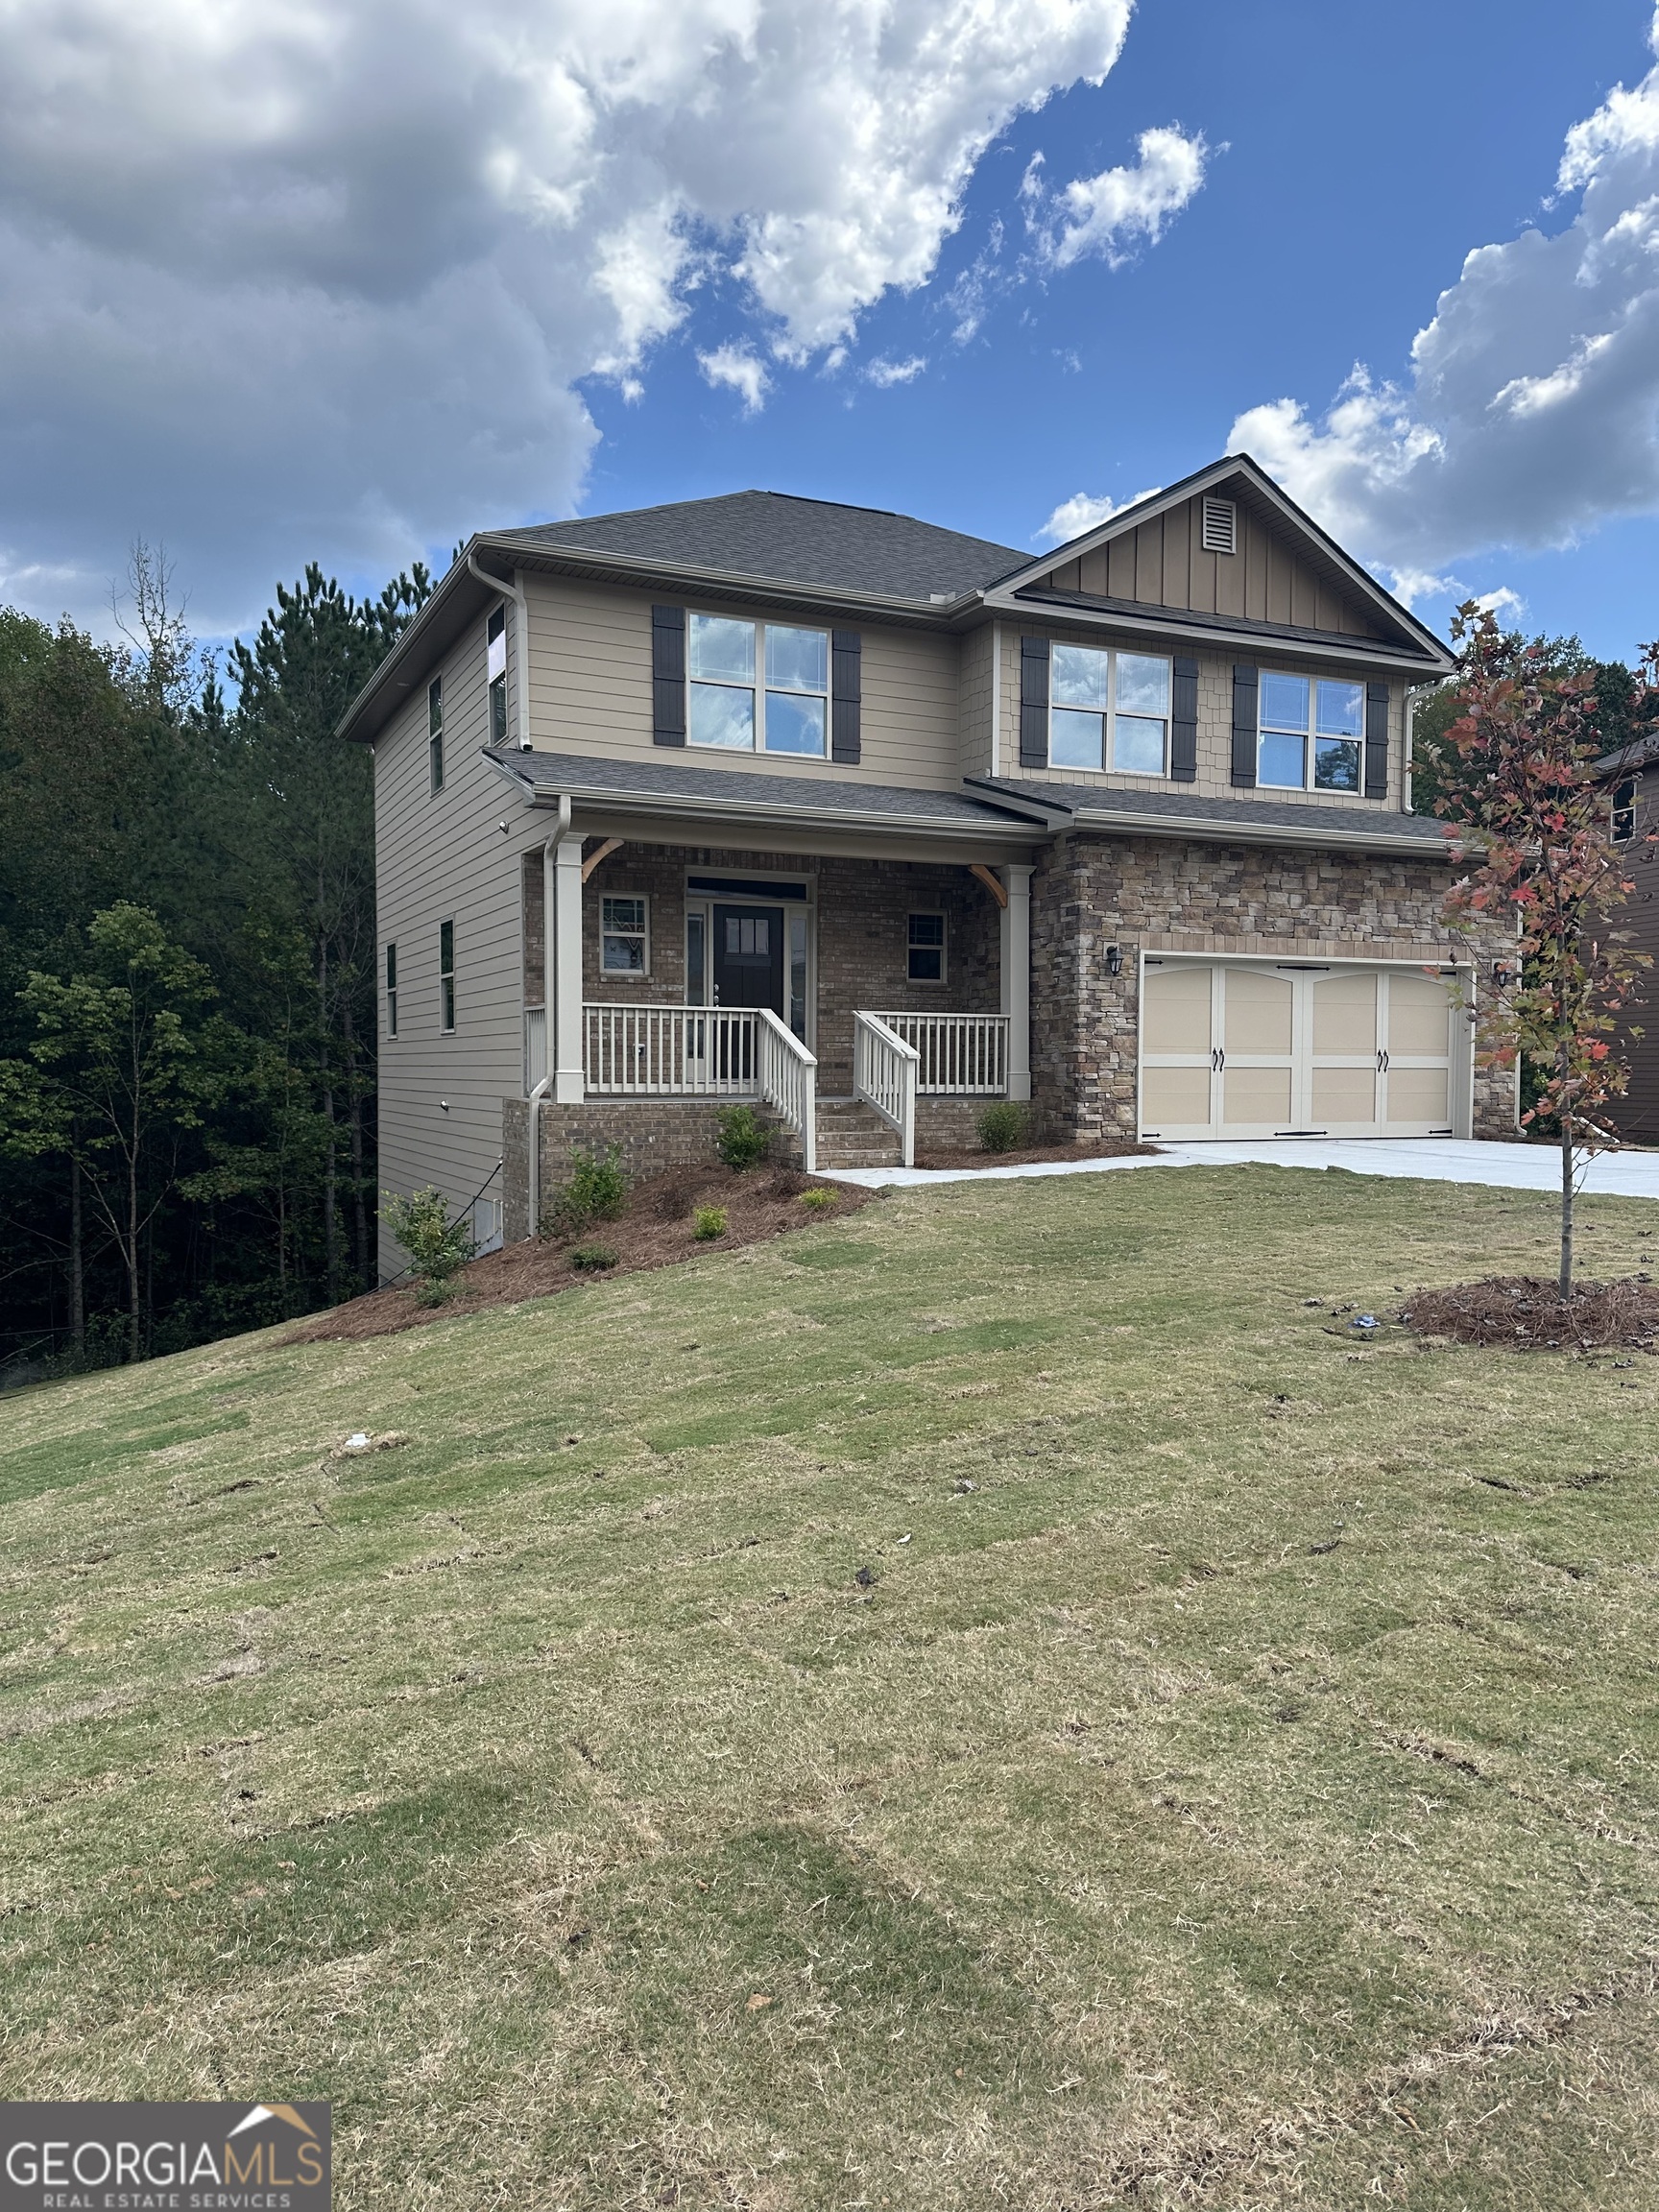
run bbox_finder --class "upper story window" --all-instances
[1613,777,1638,844]
[1259,673,1363,793]
[1049,646,1171,776]
[487,606,508,745]
[688,614,830,757]
[385,943,397,1037]
[439,919,455,1032]
[428,678,444,791]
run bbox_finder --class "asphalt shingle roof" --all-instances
[496,492,1027,602]
[972,777,1455,846]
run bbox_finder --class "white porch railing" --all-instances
[524,1006,547,1095]
[854,1010,919,1167]
[866,1011,1008,1095]
[580,1001,817,1170]
[755,1006,817,1173]
[585,1003,759,1096]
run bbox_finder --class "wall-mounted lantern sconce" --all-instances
[1105,944,1124,977]
[1492,961,1518,988]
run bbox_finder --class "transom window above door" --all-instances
[1259,673,1364,792]
[1049,646,1171,775]
[688,614,830,757]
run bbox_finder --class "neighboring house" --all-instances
[340,453,1517,1278]
[1598,736,1659,1142]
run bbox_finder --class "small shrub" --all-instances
[767,1166,809,1198]
[555,1142,628,1233]
[383,1187,474,1304]
[693,1205,729,1241]
[569,1241,619,1271]
[800,1186,838,1212]
[976,1102,1028,1154]
[713,1105,772,1171]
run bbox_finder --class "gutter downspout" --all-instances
[467,551,531,750]
[527,792,573,1237]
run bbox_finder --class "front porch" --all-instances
[518,841,1033,1182]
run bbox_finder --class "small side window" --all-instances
[439,919,455,1031]
[1613,777,1637,845]
[385,943,397,1038]
[428,678,445,792]
[907,912,946,984]
[488,606,509,746]
[602,896,649,974]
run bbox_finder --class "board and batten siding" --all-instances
[1029,493,1385,639]
[523,575,963,791]
[995,630,1405,810]
[374,604,545,1281]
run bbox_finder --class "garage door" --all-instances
[1140,959,1459,1140]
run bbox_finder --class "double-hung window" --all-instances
[907,913,946,983]
[601,897,648,974]
[1259,673,1363,792]
[488,607,508,745]
[688,614,830,757]
[439,919,455,1032]
[1050,646,1171,775]
[385,944,397,1037]
[1612,777,1637,844]
[428,678,444,791]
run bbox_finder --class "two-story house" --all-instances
[339,454,1517,1276]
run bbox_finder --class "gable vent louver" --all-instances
[1201,496,1238,555]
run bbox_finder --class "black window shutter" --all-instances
[1020,637,1050,769]
[831,630,861,764]
[651,605,686,746]
[1231,664,1258,787]
[1364,682,1390,799]
[1170,656,1199,782]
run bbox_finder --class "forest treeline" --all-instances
[0,565,1647,1379]
[0,552,429,1377]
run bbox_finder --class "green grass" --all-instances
[2,1164,1658,2210]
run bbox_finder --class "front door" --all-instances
[1140,960,1458,1139]
[713,903,786,1016]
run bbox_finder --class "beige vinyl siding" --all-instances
[998,631,1404,809]
[523,575,964,791]
[957,622,996,779]
[1032,493,1385,639]
[374,606,543,1280]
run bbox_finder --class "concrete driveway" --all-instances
[827,1136,1659,1201]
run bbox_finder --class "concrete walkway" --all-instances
[826,1136,1659,1200]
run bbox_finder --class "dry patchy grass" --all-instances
[2,1163,1657,2209]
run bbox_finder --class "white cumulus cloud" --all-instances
[1228,12,1659,595]
[698,345,772,414]
[1042,125,1210,268]
[864,355,928,387]
[1037,485,1161,544]
[0,0,1140,629]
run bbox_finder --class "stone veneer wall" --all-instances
[1027,830,1517,1142]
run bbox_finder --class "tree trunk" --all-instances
[68,1154,85,1355]
[1558,1050,1575,1304]
[344,992,370,1291]
[127,1150,141,1362]
[318,911,340,1304]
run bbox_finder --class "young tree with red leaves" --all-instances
[1436,604,1657,1300]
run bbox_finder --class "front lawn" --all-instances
[2,1165,1656,2209]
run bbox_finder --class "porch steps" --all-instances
[813,1096,903,1170]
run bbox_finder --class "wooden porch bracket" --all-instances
[581,835,624,883]
[970,862,1008,908]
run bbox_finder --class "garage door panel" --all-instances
[1385,1067,1450,1125]
[1223,969,1293,1054]
[1388,973,1455,1056]
[1311,972,1377,1054]
[1142,1066,1214,1128]
[1312,1066,1378,1124]
[1142,964,1212,1054]
[1223,1065,1293,1126]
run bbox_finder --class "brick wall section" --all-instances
[500,1097,800,1241]
[1028,830,1517,1142]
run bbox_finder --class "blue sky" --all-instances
[2,0,1656,661]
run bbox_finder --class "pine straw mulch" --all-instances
[288,1163,881,1345]
[1401,1274,1659,1353]
[912,1135,1157,1170]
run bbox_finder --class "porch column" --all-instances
[551,834,585,1103]
[1000,863,1032,1101]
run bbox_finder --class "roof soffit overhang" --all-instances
[981,453,1455,675]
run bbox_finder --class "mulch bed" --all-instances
[289,1164,880,1345]
[912,1137,1158,1171]
[1401,1275,1659,1353]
